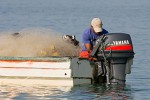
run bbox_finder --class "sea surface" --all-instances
[0,0,150,99]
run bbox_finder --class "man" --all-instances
[80,18,108,58]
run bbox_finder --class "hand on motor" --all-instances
[79,50,97,61]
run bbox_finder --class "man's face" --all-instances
[91,26,100,34]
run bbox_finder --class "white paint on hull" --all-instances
[0,78,92,86]
[0,57,93,86]
[0,78,74,86]
[0,61,71,69]
[0,68,71,77]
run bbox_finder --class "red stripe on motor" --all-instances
[105,45,133,51]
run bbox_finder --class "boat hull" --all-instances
[0,57,94,86]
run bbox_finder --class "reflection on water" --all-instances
[0,85,72,100]
[0,84,133,100]
[88,84,133,100]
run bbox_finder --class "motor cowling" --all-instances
[91,33,135,84]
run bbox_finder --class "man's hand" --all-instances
[79,50,97,61]
[89,57,97,61]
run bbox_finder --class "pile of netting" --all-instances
[0,28,81,57]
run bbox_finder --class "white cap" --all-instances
[91,18,103,32]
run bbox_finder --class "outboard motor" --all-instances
[91,33,135,84]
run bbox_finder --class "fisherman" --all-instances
[80,18,109,58]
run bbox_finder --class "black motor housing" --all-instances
[91,33,135,84]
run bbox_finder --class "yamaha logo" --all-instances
[109,40,130,46]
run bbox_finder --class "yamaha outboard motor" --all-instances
[91,33,135,84]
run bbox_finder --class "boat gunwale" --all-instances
[0,56,73,62]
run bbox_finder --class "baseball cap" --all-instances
[91,18,103,32]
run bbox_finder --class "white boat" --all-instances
[0,33,135,86]
[0,57,94,86]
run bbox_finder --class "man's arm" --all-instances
[84,43,92,52]
[82,30,92,51]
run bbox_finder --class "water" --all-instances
[0,0,150,99]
